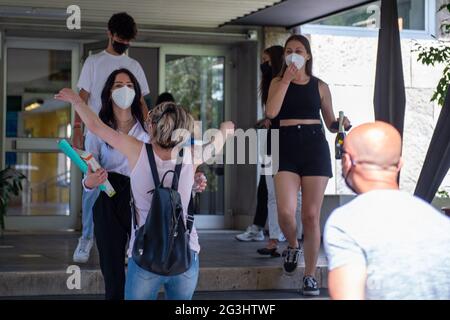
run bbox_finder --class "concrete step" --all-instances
[0,231,328,297]
[0,264,328,297]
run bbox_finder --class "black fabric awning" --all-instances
[224,0,376,28]
[414,86,450,203]
[373,0,406,137]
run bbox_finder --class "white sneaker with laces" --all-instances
[235,225,265,242]
[73,237,94,263]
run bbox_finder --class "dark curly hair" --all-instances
[108,12,137,40]
[156,92,175,105]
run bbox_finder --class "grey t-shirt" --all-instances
[324,189,450,300]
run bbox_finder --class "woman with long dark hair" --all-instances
[237,46,302,256]
[266,35,350,296]
[236,46,284,244]
[81,68,148,300]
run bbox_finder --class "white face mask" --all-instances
[285,53,306,69]
[111,86,135,109]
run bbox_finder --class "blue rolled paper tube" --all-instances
[58,139,107,192]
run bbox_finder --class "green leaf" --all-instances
[438,3,450,13]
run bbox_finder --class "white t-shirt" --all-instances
[324,189,450,300]
[77,50,150,115]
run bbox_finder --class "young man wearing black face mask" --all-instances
[72,12,150,265]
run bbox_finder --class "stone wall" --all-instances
[263,27,293,48]
[263,11,450,195]
[437,0,450,38]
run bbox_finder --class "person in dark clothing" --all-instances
[156,92,175,105]
[237,46,303,257]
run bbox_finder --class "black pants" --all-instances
[93,172,131,300]
[253,175,268,228]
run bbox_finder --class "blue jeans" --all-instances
[125,251,199,300]
[81,188,100,239]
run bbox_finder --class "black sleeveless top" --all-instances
[275,76,321,121]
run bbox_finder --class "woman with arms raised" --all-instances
[55,87,234,300]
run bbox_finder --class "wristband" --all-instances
[330,121,339,131]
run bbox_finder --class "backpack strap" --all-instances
[145,144,161,186]
[186,194,195,234]
[171,148,184,191]
[130,187,138,231]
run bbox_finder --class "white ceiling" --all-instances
[0,0,280,28]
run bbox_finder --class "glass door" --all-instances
[160,46,230,228]
[2,39,80,230]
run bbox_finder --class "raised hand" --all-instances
[55,88,83,105]
[220,121,235,135]
[193,171,207,193]
[281,64,299,84]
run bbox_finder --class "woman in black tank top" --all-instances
[265,35,351,296]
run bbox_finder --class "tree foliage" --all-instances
[415,3,450,107]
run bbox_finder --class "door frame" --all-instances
[2,37,81,231]
[132,42,233,229]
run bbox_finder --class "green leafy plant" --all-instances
[415,3,450,107]
[0,167,27,231]
[437,189,450,198]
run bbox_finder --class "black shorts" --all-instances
[277,124,333,177]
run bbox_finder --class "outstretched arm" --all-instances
[55,88,143,170]
[192,121,235,171]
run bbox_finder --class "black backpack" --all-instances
[130,144,194,276]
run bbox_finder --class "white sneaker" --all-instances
[73,237,94,263]
[235,225,265,242]
[278,233,287,242]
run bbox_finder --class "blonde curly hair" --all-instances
[146,102,194,149]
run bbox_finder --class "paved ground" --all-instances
[0,230,329,299]
[0,230,327,271]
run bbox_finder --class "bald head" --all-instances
[345,121,402,168]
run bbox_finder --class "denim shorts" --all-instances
[278,124,333,178]
[125,250,199,300]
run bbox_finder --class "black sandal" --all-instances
[257,247,281,257]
